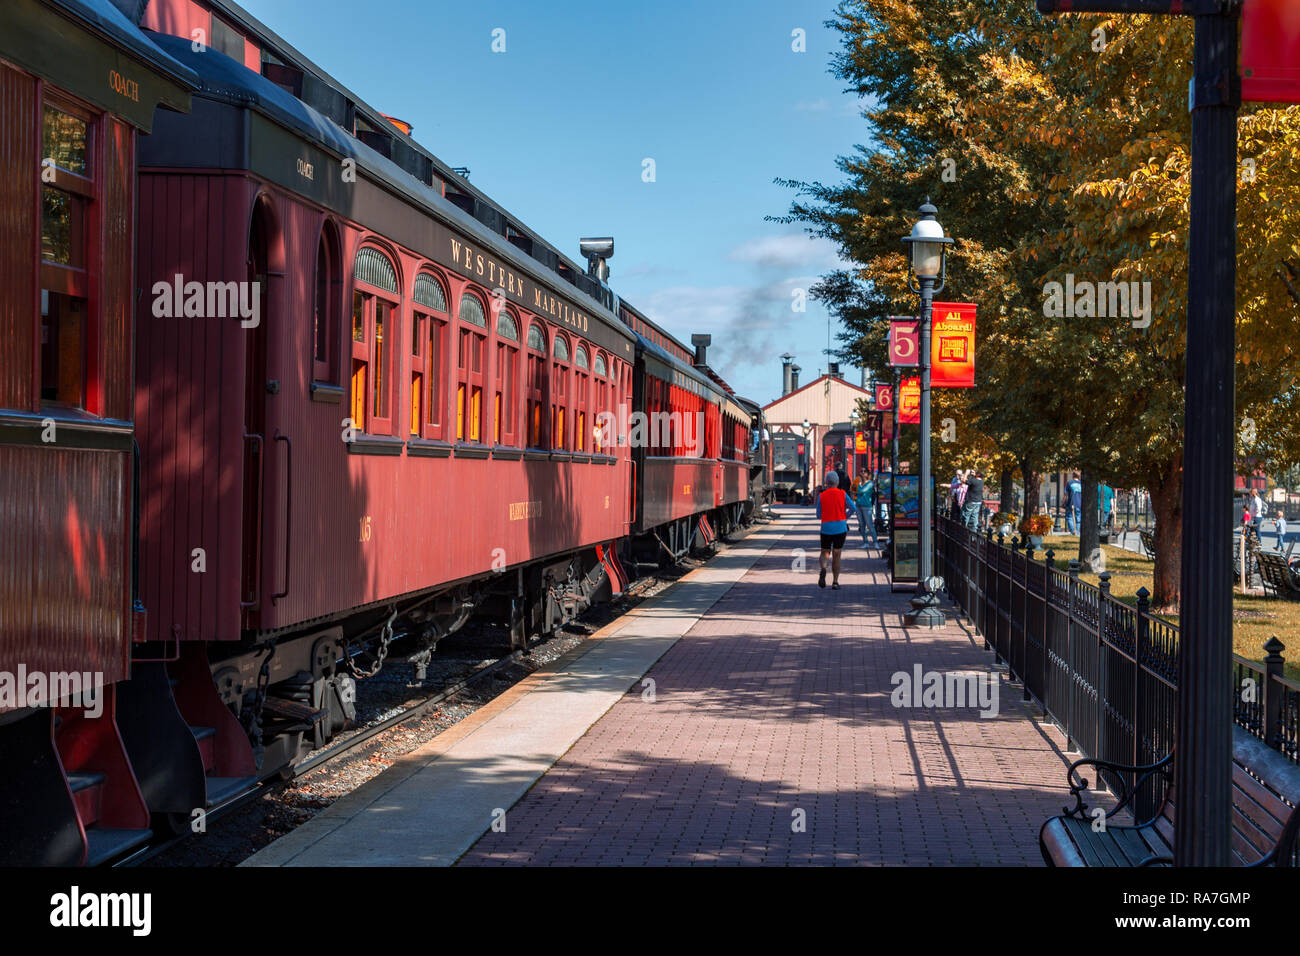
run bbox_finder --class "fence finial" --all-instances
[1263,636,1285,662]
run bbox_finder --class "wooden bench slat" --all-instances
[1231,822,1269,866]
[1139,822,1173,862]
[1111,826,1157,865]
[1232,768,1290,841]
[1061,819,1112,866]
[1232,760,1294,821]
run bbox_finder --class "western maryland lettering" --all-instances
[449,237,528,297]
[446,235,590,334]
[532,287,589,334]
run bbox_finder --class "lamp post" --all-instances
[902,201,953,628]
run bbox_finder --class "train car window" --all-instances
[38,99,97,412]
[551,333,570,450]
[526,323,545,351]
[456,290,488,442]
[573,346,589,452]
[526,323,546,447]
[458,294,486,328]
[412,271,448,439]
[495,310,519,445]
[351,246,400,434]
[312,223,341,385]
[590,353,609,452]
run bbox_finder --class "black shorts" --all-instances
[820,531,847,550]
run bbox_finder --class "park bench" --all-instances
[1255,551,1300,599]
[1039,725,1300,867]
[1137,529,1155,561]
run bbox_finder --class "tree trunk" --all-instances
[1019,457,1041,516]
[999,467,1015,517]
[1079,471,1101,572]
[1147,456,1184,613]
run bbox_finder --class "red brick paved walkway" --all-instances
[458,510,1088,865]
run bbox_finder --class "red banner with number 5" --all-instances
[889,319,919,367]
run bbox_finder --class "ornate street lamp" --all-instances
[902,201,953,628]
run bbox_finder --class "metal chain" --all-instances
[343,606,396,679]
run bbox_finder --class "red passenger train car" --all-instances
[0,0,195,865]
[0,0,762,865]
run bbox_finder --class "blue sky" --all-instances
[240,0,866,404]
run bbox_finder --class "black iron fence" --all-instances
[935,512,1300,825]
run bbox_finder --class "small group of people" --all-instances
[1062,473,1116,535]
[948,468,984,531]
[813,471,885,590]
[1242,489,1291,552]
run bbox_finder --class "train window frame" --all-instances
[525,322,547,449]
[455,287,489,444]
[350,244,401,436]
[550,331,570,451]
[411,269,449,441]
[37,90,101,416]
[592,352,609,452]
[311,220,342,386]
[573,344,589,452]
[494,308,520,446]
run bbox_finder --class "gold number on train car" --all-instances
[359,515,372,542]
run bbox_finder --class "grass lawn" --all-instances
[1036,533,1300,682]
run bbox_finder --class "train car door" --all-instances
[240,206,271,622]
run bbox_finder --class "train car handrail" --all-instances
[272,431,292,604]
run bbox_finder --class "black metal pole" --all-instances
[907,278,944,627]
[1175,6,1239,868]
[891,367,900,478]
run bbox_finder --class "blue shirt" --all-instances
[816,487,857,535]
[1068,479,1082,510]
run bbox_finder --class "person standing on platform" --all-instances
[1100,482,1115,533]
[855,474,879,554]
[949,469,964,515]
[961,469,983,531]
[1066,473,1083,535]
[1276,509,1288,553]
[1251,489,1265,536]
[816,471,856,590]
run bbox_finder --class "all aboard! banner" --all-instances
[899,377,920,425]
[931,301,976,389]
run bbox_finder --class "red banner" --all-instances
[899,376,920,425]
[874,383,893,411]
[889,319,919,367]
[1243,0,1300,104]
[931,301,976,388]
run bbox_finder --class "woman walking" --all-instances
[816,471,857,590]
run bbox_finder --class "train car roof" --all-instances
[49,0,198,87]
[635,334,751,422]
[146,31,638,354]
